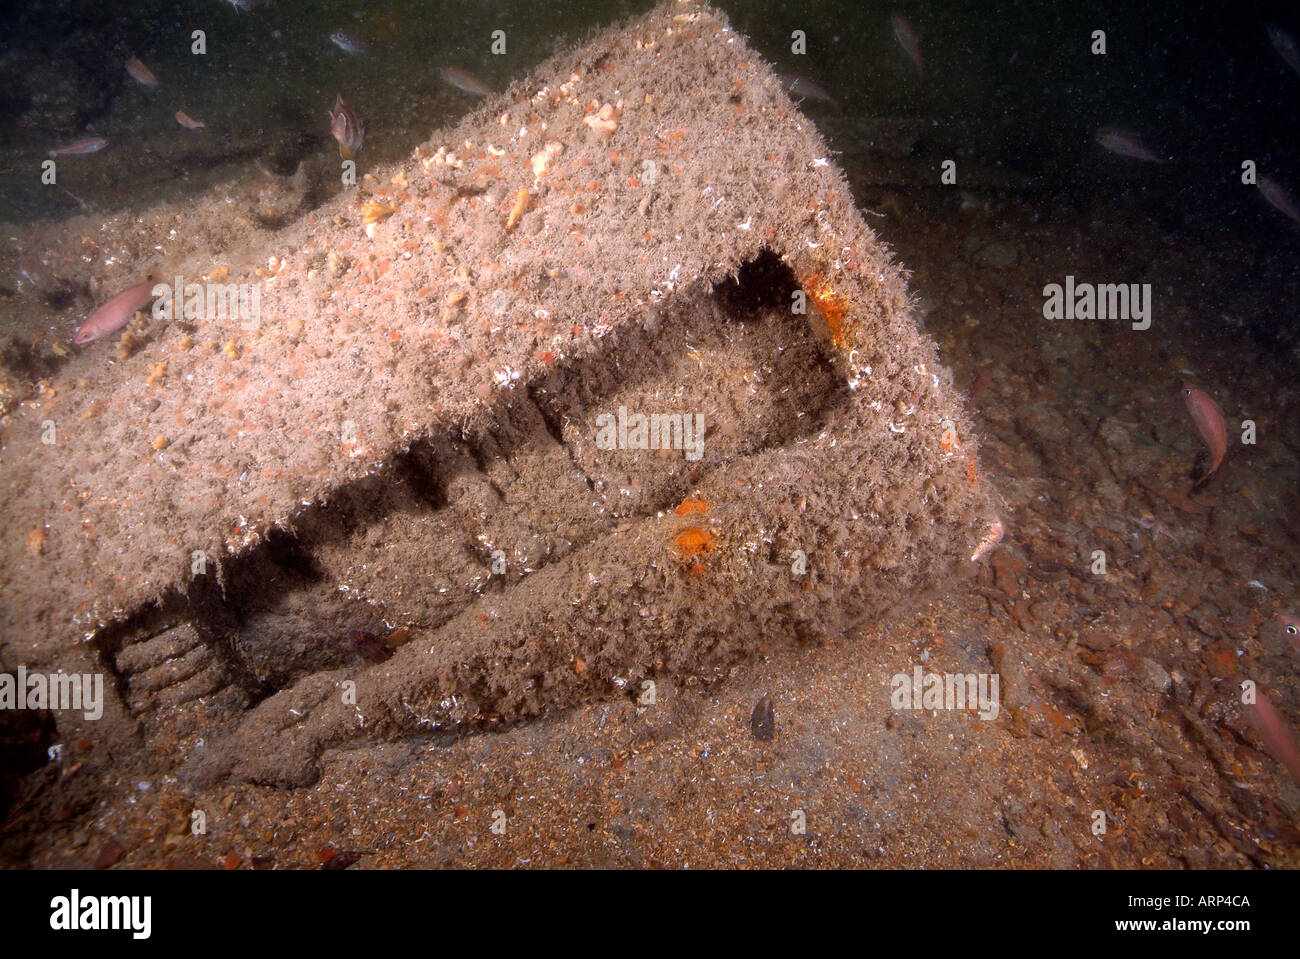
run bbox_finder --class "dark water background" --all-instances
[0,0,1297,327]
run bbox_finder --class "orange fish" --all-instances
[328,94,364,160]
[174,110,205,129]
[125,56,159,88]
[75,279,155,345]
[1246,688,1300,787]
[1182,386,1226,475]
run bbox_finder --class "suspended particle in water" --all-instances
[751,693,776,742]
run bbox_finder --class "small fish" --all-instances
[225,0,270,11]
[1182,386,1226,475]
[1280,613,1300,654]
[1095,126,1165,163]
[751,694,776,742]
[328,94,364,160]
[439,65,493,97]
[347,629,392,663]
[778,73,838,107]
[330,30,370,56]
[174,110,205,130]
[891,12,923,80]
[19,257,76,308]
[125,56,159,88]
[1267,23,1300,77]
[75,279,156,345]
[16,254,48,290]
[47,137,107,158]
[1258,176,1300,226]
[1246,689,1300,788]
[971,517,1004,562]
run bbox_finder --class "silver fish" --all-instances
[1259,175,1300,225]
[16,254,47,290]
[47,137,107,157]
[1095,126,1165,163]
[330,30,369,56]
[778,73,838,107]
[1267,24,1300,77]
